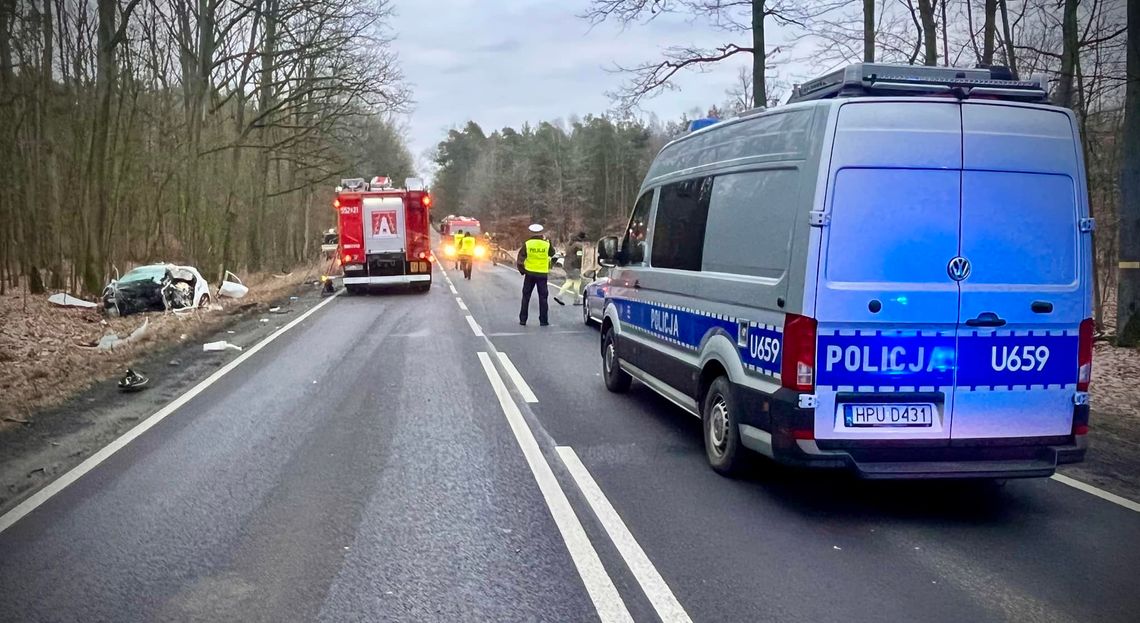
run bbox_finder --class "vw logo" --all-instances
[947,256,972,281]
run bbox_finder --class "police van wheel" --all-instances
[582,300,592,326]
[601,328,631,393]
[703,376,746,476]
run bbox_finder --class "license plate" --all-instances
[843,404,934,427]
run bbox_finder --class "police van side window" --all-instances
[702,169,799,278]
[622,191,654,265]
[650,177,712,271]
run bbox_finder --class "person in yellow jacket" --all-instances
[458,231,476,280]
[515,223,556,326]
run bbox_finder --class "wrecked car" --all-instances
[102,264,212,317]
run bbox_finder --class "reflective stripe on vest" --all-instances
[459,236,476,255]
[523,239,551,274]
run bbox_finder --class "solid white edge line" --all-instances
[1051,473,1140,513]
[0,292,342,535]
[465,315,484,337]
[557,446,693,623]
[456,297,468,311]
[496,352,539,403]
[476,353,632,623]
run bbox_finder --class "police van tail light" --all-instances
[1077,318,1094,391]
[782,314,817,392]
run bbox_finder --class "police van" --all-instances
[596,63,1093,479]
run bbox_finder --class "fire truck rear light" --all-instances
[333,199,340,208]
[1077,318,1093,391]
[423,195,433,207]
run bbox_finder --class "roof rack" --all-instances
[787,63,1048,104]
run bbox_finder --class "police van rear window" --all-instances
[647,110,811,181]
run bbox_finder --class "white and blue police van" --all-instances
[596,63,1093,479]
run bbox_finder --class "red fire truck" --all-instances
[336,176,433,293]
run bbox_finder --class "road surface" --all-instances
[1,256,1138,622]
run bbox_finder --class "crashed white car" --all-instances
[101,264,213,317]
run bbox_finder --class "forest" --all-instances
[0,0,414,296]
[432,0,1135,336]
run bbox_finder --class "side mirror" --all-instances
[597,236,620,266]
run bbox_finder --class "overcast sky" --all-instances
[389,0,804,177]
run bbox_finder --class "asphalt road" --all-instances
[1,255,1138,623]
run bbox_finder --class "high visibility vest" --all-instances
[452,232,462,246]
[459,235,476,256]
[523,238,551,274]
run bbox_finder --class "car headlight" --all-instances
[474,245,486,258]
[444,244,456,257]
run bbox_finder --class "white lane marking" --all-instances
[476,353,632,623]
[557,446,693,623]
[0,292,342,535]
[496,352,538,403]
[456,297,468,311]
[465,315,484,337]
[1052,473,1140,513]
[449,284,458,295]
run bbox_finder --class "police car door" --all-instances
[951,103,1088,439]
[609,190,655,370]
[813,101,962,441]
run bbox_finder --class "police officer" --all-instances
[458,231,476,280]
[516,223,556,326]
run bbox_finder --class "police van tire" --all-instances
[703,376,747,476]
[345,284,364,295]
[582,301,592,326]
[602,328,631,393]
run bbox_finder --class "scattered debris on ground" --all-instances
[47,293,97,308]
[202,340,243,352]
[0,263,321,430]
[117,369,150,392]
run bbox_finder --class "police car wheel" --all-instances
[703,377,746,476]
[602,328,631,393]
[582,299,592,325]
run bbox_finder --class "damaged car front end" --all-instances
[102,264,211,317]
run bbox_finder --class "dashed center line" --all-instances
[497,352,538,403]
[476,353,632,623]
[465,315,484,337]
[558,446,693,623]
[456,297,468,311]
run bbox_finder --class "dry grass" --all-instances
[0,263,323,431]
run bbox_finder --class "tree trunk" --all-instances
[752,0,766,107]
[249,0,279,270]
[940,0,949,66]
[999,0,1018,78]
[1055,0,1079,108]
[863,0,875,62]
[916,0,938,66]
[1118,0,1140,345]
[83,0,118,294]
[982,0,998,65]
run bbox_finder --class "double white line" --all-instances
[477,352,691,623]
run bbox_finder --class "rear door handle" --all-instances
[965,312,1007,328]
[1031,300,1053,314]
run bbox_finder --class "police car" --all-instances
[596,63,1092,479]
[582,266,611,327]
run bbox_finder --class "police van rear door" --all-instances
[951,103,1087,439]
[813,100,962,442]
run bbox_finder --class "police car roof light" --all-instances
[787,62,1047,104]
